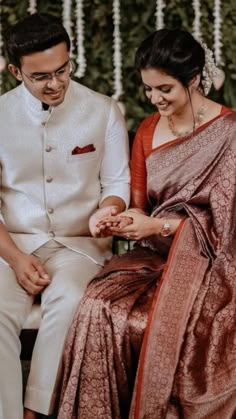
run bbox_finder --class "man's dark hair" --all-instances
[4,13,71,68]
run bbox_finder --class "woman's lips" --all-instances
[158,102,169,110]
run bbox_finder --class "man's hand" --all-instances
[10,253,51,295]
[89,206,120,237]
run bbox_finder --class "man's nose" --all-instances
[46,75,61,88]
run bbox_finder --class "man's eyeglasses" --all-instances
[21,60,74,84]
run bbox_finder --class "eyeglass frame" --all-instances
[20,59,74,84]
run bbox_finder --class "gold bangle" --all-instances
[160,220,172,237]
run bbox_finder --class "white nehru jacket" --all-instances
[0,80,130,265]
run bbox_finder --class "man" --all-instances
[0,12,130,419]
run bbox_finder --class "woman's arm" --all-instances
[130,124,149,212]
[109,210,181,240]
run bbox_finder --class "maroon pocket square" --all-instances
[72,144,96,155]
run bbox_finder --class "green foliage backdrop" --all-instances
[1,0,236,130]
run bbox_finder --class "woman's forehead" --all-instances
[141,68,177,86]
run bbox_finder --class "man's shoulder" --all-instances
[0,84,22,106]
[70,80,113,107]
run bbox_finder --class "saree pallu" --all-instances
[58,111,236,419]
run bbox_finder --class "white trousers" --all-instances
[0,240,101,419]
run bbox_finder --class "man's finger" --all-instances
[33,260,50,282]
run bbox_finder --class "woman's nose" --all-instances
[150,89,161,105]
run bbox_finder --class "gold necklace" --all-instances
[167,102,205,138]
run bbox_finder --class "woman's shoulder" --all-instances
[220,105,236,125]
[220,105,235,115]
[138,112,160,130]
[201,100,235,129]
[133,113,160,156]
[135,112,160,141]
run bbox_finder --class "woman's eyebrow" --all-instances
[143,82,172,89]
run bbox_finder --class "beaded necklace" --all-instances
[167,102,205,137]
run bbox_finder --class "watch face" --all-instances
[161,222,171,237]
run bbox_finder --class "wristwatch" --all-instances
[160,220,171,237]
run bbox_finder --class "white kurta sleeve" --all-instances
[0,165,4,224]
[99,99,130,208]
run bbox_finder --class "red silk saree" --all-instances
[58,108,236,419]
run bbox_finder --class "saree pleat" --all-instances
[58,247,165,419]
[59,109,236,419]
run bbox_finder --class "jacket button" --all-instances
[46,176,53,183]
[45,146,52,152]
[48,208,54,214]
[48,231,55,237]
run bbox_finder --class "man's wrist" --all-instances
[99,196,126,213]
[2,248,24,268]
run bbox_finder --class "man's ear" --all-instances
[8,64,23,81]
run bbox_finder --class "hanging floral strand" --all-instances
[74,0,86,78]
[62,0,74,50]
[155,0,165,30]
[212,0,225,89]
[27,0,37,14]
[0,0,7,95]
[213,0,223,66]
[112,0,123,103]
[192,0,202,41]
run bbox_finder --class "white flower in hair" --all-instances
[201,42,220,95]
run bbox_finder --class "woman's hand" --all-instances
[107,210,161,241]
[91,207,182,240]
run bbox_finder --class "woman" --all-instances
[58,29,236,418]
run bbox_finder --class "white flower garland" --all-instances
[27,0,37,14]
[155,0,165,30]
[213,0,223,65]
[112,0,123,101]
[74,0,86,78]
[62,0,74,48]
[192,0,202,41]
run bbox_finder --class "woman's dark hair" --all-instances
[4,13,71,68]
[135,29,205,89]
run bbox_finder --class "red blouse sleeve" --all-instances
[131,114,158,212]
[131,123,148,211]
